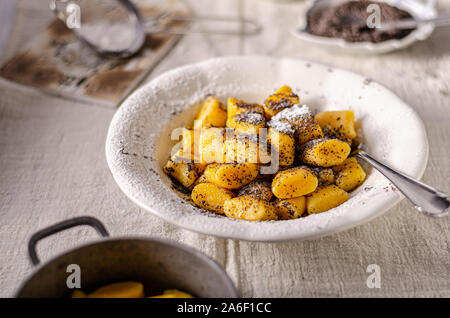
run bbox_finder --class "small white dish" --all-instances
[106,56,428,242]
[291,0,437,54]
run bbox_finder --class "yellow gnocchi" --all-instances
[180,128,195,154]
[198,127,226,163]
[269,104,323,145]
[267,127,295,166]
[203,163,259,189]
[300,138,351,167]
[227,97,265,122]
[164,154,202,189]
[237,180,273,201]
[275,196,306,220]
[223,196,278,221]
[72,283,193,298]
[194,97,227,129]
[224,132,270,164]
[194,172,208,186]
[306,185,349,214]
[164,88,366,222]
[333,157,366,191]
[227,111,266,135]
[71,290,88,298]
[150,289,194,298]
[315,110,356,140]
[272,166,318,199]
[191,182,234,214]
[312,167,335,185]
[263,85,300,119]
[88,281,144,298]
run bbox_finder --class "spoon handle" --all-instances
[356,151,449,217]
[380,13,450,30]
[144,14,261,36]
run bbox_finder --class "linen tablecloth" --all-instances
[0,0,449,297]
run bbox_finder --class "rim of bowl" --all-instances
[105,55,429,242]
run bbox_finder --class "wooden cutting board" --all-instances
[0,0,191,107]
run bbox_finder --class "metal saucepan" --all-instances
[16,216,238,298]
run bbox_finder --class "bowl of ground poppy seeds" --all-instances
[291,0,437,53]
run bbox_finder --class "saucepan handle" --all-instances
[28,216,109,266]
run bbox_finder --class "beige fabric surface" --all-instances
[0,0,449,297]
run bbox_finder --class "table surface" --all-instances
[0,0,449,298]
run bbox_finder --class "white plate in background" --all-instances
[291,0,436,54]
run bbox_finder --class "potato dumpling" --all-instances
[321,126,352,146]
[223,196,278,221]
[194,172,208,186]
[194,97,227,129]
[306,185,349,214]
[263,85,300,119]
[279,105,322,144]
[227,111,266,135]
[300,138,351,167]
[295,113,323,145]
[333,157,366,191]
[237,180,273,201]
[227,97,264,122]
[198,127,225,163]
[203,163,259,189]
[315,110,356,140]
[275,196,306,220]
[270,105,323,145]
[71,290,88,298]
[151,289,194,298]
[88,281,144,298]
[164,93,365,221]
[224,133,270,164]
[267,127,295,166]
[170,148,206,172]
[272,166,318,199]
[164,156,202,189]
[311,167,335,185]
[191,182,234,214]
[180,128,195,154]
[253,164,284,180]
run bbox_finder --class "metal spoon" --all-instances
[341,12,450,30]
[379,14,450,30]
[355,150,449,218]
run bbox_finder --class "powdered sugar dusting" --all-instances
[268,120,296,135]
[268,104,312,134]
[234,111,265,125]
[273,104,312,122]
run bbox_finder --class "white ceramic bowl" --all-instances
[292,0,436,54]
[106,56,428,242]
